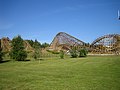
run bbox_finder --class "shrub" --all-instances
[52,51,59,54]
[70,47,78,58]
[60,50,64,59]
[47,50,59,54]
[33,40,41,60]
[33,49,41,60]
[79,48,88,57]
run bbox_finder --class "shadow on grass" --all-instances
[18,59,44,62]
[34,58,45,61]
[17,59,31,62]
[39,58,44,60]
[0,58,46,63]
[0,60,11,64]
[25,59,31,61]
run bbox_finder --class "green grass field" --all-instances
[0,56,120,90]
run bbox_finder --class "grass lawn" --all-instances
[0,56,120,90]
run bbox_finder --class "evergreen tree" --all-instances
[33,39,41,48]
[0,40,3,61]
[41,42,49,48]
[33,39,41,60]
[26,40,34,47]
[10,35,27,61]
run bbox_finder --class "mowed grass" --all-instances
[0,56,120,90]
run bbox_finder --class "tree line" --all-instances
[0,35,49,61]
[26,39,49,49]
[0,35,88,62]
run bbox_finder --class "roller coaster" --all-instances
[1,32,120,55]
[91,34,120,54]
[49,32,85,51]
[49,32,120,55]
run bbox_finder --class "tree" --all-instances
[33,39,41,60]
[10,35,27,61]
[41,42,49,48]
[33,39,41,48]
[0,40,3,61]
[26,40,34,47]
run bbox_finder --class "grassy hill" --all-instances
[0,56,120,90]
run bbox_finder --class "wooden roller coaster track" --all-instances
[49,32,86,51]
[91,34,120,54]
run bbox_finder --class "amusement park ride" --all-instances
[49,32,120,54]
[49,11,120,54]
[1,33,120,55]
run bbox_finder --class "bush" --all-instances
[79,48,88,57]
[33,49,41,60]
[10,50,27,61]
[60,50,64,59]
[70,47,78,58]
[52,51,59,54]
[33,40,42,60]
[16,51,27,61]
[47,50,59,54]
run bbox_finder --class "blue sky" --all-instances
[0,0,120,44]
